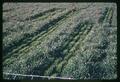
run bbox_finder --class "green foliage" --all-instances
[3,3,117,80]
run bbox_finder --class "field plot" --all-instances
[3,3,117,80]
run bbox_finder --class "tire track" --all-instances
[3,8,64,56]
[3,9,73,60]
[4,8,83,62]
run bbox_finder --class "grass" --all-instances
[3,3,117,80]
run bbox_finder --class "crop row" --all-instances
[3,5,93,75]
[3,8,67,58]
[61,7,117,79]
